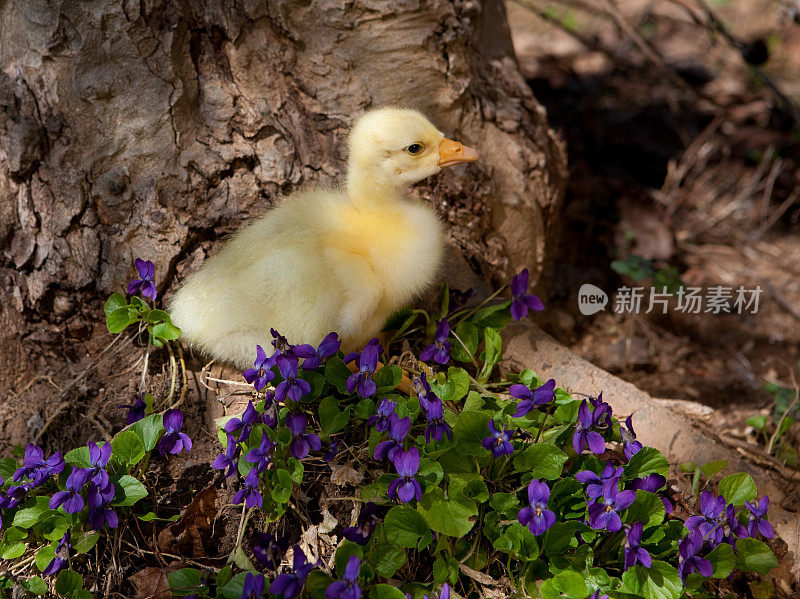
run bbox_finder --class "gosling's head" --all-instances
[347,107,479,192]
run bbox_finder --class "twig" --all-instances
[751,188,800,242]
[139,337,152,395]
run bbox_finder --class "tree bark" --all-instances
[0,0,565,447]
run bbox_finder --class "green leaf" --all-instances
[746,414,768,430]
[453,410,493,456]
[450,322,479,363]
[541,570,589,599]
[383,506,432,549]
[104,292,128,317]
[553,400,581,424]
[318,397,351,436]
[372,543,406,578]
[471,300,512,329]
[106,306,138,334]
[375,365,402,392]
[64,446,91,468]
[542,521,587,555]
[718,472,757,506]
[369,584,408,599]
[493,521,539,561]
[624,490,666,528]
[447,367,471,402]
[111,430,146,467]
[735,538,778,573]
[513,444,569,480]
[287,457,304,485]
[137,512,181,522]
[479,327,502,381]
[324,357,351,394]
[418,458,444,488]
[221,573,262,599]
[152,320,181,342]
[112,475,149,506]
[699,459,728,479]
[354,398,376,420]
[706,543,736,578]
[21,576,47,596]
[216,566,233,591]
[624,447,669,479]
[271,469,293,504]
[35,545,56,572]
[168,568,204,595]
[55,570,83,598]
[448,473,489,504]
[130,413,164,451]
[73,532,100,554]
[12,496,52,528]
[489,492,520,517]
[418,487,475,537]
[620,561,682,599]
[1,540,26,559]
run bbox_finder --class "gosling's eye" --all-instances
[406,143,424,155]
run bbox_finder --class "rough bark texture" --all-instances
[0,0,566,447]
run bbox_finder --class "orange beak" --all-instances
[437,138,479,167]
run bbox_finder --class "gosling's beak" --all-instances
[437,138,479,167]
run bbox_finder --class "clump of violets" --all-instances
[576,461,623,500]
[246,431,275,473]
[127,258,157,302]
[211,435,240,478]
[294,332,340,370]
[233,468,263,508]
[573,400,610,455]
[270,546,316,599]
[388,447,422,503]
[620,414,643,460]
[341,502,378,545]
[225,400,264,443]
[345,338,382,398]
[158,409,192,456]
[518,479,555,535]
[509,378,555,417]
[509,268,544,321]
[416,374,451,442]
[88,482,118,530]
[677,532,713,582]
[685,490,725,545]
[287,413,322,459]
[419,319,451,365]
[482,419,515,457]
[326,555,361,599]
[87,442,112,489]
[275,353,311,403]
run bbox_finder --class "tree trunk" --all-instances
[0,0,566,448]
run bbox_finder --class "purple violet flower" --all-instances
[121,393,146,425]
[419,319,452,365]
[624,522,652,570]
[424,584,450,599]
[270,546,315,599]
[87,482,118,530]
[621,414,643,460]
[50,467,90,514]
[573,400,608,455]
[589,393,613,428]
[368,398,397,432]
[588,592,609,599]
[224,400,262,443]
[587,480,636,532]
[158,409,192,456]
[240,572,266,599]
[678,531,713,582]
[510,268,544,321]
[211,434,239,478]
[233,468,263,508]
[745,496,774,539]
[3,484,28,509]
[127,258,157,301]
[509,378,556,417]
[275,353,312,403]
[13,444,64,487]
[287,413,322,459]
[294,332,341,370]
[517,479,556,535]
[243,345,276,391]
[721,504,748,545]
[342,502,378,545]
[388,447,422,503]
[245,431,275,473]
[373,413,411,461]
[482,419,515,457]
[253,532,288,570]
[631,474,673,515]
[41,530,71,576]
[576,462,624,501]
[685,491,725,545]
[419,387,451,443]
[326,555,361,599]
[323,440,342,463]
[345,338,382,398]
